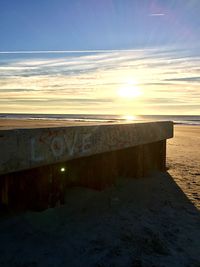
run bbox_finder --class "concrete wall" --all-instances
[0,121,173,175]
[1,140,167,211]
[0,121,173,211]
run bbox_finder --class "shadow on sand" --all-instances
[0,171,199,267]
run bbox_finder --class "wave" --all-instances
[0,113,200,126]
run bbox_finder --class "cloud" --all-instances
[0,88,34,92]
[149,13,165,16]
[0,49,149,55]
[164,77,200,83]
[0,47,200,114]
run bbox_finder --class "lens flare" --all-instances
[60,167,66,172]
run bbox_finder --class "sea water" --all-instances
[0,113,200,125]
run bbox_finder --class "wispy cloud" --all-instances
[164,77,200,83]
[0,47,200,114]
[0,49,150,54]
[149,13,165,16]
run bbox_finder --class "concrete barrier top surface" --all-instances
[0,120,173,175]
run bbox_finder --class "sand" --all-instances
[0,118,148,130]
[0,119,106,130]
[0,125,199,267]
[167,126,200,210]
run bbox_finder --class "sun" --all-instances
[117,82,142,99]
[122,115,137,121]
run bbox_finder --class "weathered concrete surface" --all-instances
[0,140,168,211]
[0,121,173,211]
[0,121,173,176]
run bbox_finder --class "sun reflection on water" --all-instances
[121,115,138,121]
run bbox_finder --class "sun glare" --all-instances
[122,115,137,121]
[117,81,142,99]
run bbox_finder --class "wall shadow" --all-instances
[0,171,199,267]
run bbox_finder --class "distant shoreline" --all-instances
[0,114,200,126]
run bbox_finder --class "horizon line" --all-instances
[0,112,199,116]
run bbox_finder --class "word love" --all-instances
[31,131,93,162]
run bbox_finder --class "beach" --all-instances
[167,126,200,210]
[0,124,199,267]
[0,119,106,130]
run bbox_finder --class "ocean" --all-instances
[0,113,200,125]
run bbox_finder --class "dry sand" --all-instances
[167,126,200,210]
[0,125,199,267]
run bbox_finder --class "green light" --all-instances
[60,167,66,172]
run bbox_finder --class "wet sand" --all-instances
[0,119,108,130]
[0,118,154,130]
[0,125,199,267]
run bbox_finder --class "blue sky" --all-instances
[1,0,199,51]
[0,0,200,115]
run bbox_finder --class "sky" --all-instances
[0,0,200,115]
